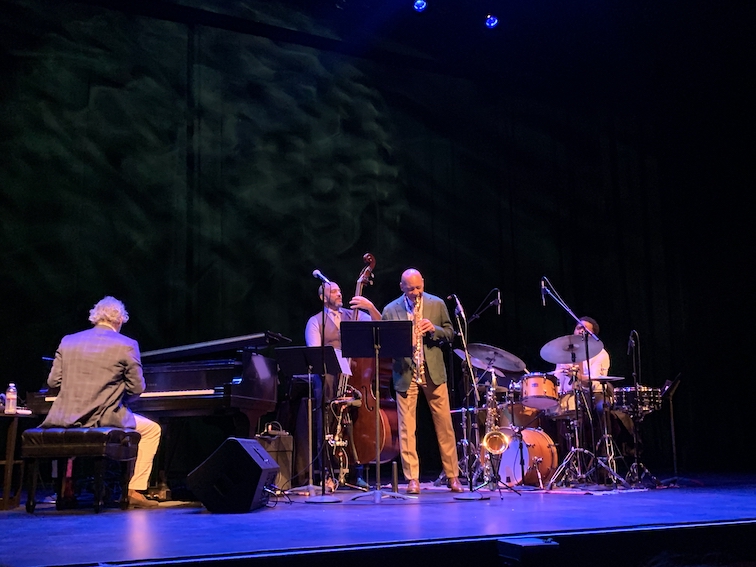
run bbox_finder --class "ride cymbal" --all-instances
[539,334,604,364]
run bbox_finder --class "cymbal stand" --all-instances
[577,332,628,488]
[546,374,594,488]
[624,330,657,487]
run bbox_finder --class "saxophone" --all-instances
[481,377,508,455]
[412,295,425,385]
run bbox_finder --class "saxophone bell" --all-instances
[482,378,509,456]
[482,429,509,455]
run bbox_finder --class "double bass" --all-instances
[348,253,400,464]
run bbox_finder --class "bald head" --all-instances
[400,268,424,301]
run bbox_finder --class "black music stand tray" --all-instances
[340,319,413,503]
[276,345,342,503]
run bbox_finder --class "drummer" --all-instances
[553,316,610,409]
[551,316,634,456]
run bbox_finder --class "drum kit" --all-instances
[452,334,663,491]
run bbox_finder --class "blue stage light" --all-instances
[413,0,427,12]
[485,13,499,28]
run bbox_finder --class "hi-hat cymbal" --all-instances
[453,348,504,377]
[595,375,624,382]
[467,343,527,372]
[539,334,604,365]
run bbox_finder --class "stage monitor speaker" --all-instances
[186,437,280,513]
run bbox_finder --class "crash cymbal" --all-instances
[467,343,527,372]
[539,334,604,365]
[453,348,504,377]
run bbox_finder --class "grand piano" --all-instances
[28,331,290,436]
[27,331,291,498]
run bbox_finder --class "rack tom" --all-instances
[520,373,559,410]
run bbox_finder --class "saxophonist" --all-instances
[382,268,463,494]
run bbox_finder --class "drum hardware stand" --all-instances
[547,360,593,488]
[591,381,630,488]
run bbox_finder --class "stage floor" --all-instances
[4,473,756,567]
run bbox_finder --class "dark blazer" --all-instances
[381,292,454,392]
[43,325,145,429]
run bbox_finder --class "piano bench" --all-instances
[21,427,141,513]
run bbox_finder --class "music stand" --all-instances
[340,319,413,503]
[276,345,342,503]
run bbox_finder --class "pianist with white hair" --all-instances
[43,295,162,508]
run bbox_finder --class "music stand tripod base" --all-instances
[341,319,414,504]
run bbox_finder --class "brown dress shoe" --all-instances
[128,490,159,508]
[448,477,464,493]
[406,479,420,494]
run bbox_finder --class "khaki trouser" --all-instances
[396,379,459,481]
[129,414,162,490]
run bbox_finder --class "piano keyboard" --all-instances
[43,389,216,402]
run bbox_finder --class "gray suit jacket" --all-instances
[43,325,145,429]
[382,293,454,392]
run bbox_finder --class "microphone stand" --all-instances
[624,331,658,487]
[449,296,486,501]
[308,288,340,503]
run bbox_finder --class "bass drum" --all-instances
[497,427,557,487]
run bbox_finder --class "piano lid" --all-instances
[141,331,291,363]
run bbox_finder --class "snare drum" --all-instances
[544,392,578,420]
[521,373,559,410]
[497,428,558,487]
[614,385,661,416]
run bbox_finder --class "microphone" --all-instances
[312,269,331,284]
[496,288,501,316]
[447,294,466,319]
[541,278,546,307]
[627,331,635,355]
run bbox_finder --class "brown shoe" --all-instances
[128,490,159,508]
[448,477,464,493]
[406,479,420,494]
